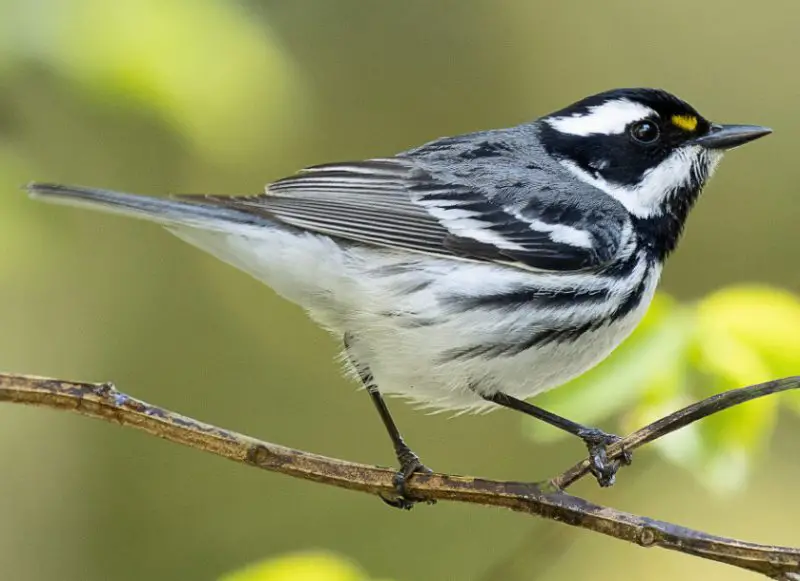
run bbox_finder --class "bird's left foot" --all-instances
[576,428,633,487]
[379,448,436,510]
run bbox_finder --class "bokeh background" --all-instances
[1,1,799,580]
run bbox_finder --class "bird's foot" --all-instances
[576,428,632,487]
[379,449,436,510]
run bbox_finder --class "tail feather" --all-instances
[25,183,271,230]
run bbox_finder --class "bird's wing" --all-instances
[175,158,624,272]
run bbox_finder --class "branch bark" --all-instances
[1,372,798,579]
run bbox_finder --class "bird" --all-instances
[27,88,771,508]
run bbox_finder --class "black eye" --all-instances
[629,120,660,144]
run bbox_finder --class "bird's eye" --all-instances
[629,120,660,144]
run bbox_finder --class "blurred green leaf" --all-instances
[670,285,798,492]
[623,351,689,435]
[624,364,704,473]
[694,285,800,381]
[6,0,307,164]
[524,294,695,442]
[219,551,390,581]
[695,375,778,494]
[524,284,798,494]
[647,372,779,495]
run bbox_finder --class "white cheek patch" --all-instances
[547,99,655,136]
[560,147,721,218]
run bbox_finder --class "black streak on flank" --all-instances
[458,141,513,160]
[449,286,610,311]
[500,320,603,357]
[609,267,651,321]
[439,342,520,362]
[439,253,655,363]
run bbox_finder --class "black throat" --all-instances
[632,180,706,262]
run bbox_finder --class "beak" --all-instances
[692,124,772,150]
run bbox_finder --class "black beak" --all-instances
[692,124,772,150]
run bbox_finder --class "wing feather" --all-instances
[175,158,622,272]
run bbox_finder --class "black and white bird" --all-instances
[27,88,771,507]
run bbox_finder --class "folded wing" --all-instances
[176,158,625,272]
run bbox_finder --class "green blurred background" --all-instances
[1,1,799,580]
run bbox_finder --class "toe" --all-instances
[380,459,435,510]
[380,490,416,510]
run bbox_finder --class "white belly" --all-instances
[360,295,656,411]
[338,250,662,412]
[347,265,660,411]
[168,224,660,412]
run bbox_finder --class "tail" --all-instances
[26,183,271,230]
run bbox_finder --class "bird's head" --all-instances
[537,88,771,256]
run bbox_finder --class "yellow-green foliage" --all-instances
[220,552,391,581]
[525,286,800,492]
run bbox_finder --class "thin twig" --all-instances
[551,376,800,490]
[1,372,798,580]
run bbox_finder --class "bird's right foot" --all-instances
[577,427,633,487]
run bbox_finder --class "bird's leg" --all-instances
[365,384,433,509]
[343,335,433,509]
[482,391,632,487]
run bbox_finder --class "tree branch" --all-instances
[1,372,798,579]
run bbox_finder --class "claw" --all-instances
[619,445,633,466]
[379,450,435,509]
[577,428,632,487]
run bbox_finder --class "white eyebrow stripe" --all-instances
[546,99,656,136]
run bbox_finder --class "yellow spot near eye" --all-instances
[672,115,698,132]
